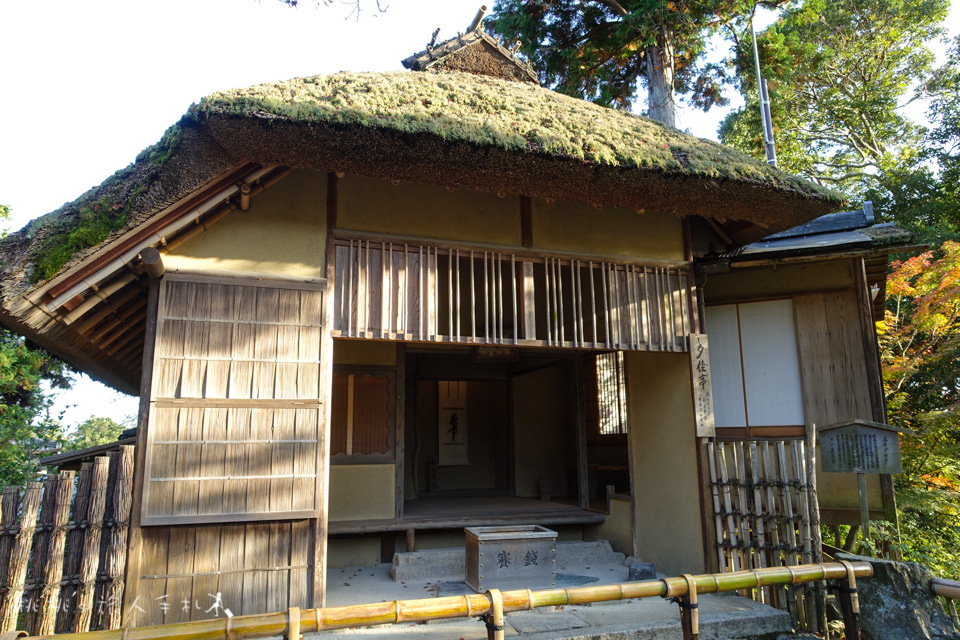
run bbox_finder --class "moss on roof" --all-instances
[861,224,914,246]
[2,70,844,293]
[192,71,839,201]
[12,124,184,282]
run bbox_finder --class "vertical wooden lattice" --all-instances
[333,238,695,351]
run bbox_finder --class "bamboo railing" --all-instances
[22,562,872,640]
[932,577,960,629]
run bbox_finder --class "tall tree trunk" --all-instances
[645,36,676,127]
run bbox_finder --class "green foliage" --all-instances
[0,330,70,487]
[720,0,947,196]
[64,416,126,452]
[34,194,131,281]
[487,0,766,115]
[26,124,180,283]
[879,242,960,576]
[135,124,182,168]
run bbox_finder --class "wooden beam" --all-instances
[141,247,165,280]
[520,197,533,249]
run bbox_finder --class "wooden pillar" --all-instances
[395,344,406,521]
[121,273,161,627]
[312,172,338,609]
[573,356,590,510]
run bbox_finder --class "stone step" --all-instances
[391,540,629,583]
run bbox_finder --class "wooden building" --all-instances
[0,24,906,627]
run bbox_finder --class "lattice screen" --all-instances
[142,277,325,524]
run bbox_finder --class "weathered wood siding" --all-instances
[794,290,886,521]
[794,291,874,425]
[142,276,324,524]
[130,521,310,626]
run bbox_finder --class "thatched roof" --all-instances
[2,70,841,290]
[401,29,539,83]
[0,69,843,392]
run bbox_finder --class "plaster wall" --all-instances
[530,199,683,260]
[329,464,395,521]
[625,351,705,575]
[164,169,327,278]
[512,363,577,498]
[337,175,522,246]
[333,340,397,366]
[585,495,633,556]
[327,537,382,569]
[703,260,857,303]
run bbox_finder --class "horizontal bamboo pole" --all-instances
[25,562,873,640]
[932,577,960,600]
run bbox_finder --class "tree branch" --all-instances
[589,0,629,17]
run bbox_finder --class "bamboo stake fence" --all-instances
[0,447,134,636]
[706,433,823,631]
[20,562,873,640]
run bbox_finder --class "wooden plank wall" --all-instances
[794,291,874,425]
[129,521,310,627]
[332,238,696,351]
[142,277,325,524]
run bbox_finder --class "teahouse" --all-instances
[0,18,907,628]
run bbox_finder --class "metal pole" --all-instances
[751,16,777,167]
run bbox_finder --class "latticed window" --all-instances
[585,352,628,440]
[330,371,394,459]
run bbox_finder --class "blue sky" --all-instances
[1,0,956,429]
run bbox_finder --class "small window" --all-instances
[331,371,394,460]
[705,300,805,438]
[585,352,628,441]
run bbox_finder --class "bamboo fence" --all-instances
[0,447,134,636]
[707,434,823,631]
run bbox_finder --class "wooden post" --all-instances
[857,472,870,542]
[0,482,43,632]
[36,471,76,635]
[0,487,19,584]
[122,270,161,628]
[838,560,862,640]
[574,357,590,510]
[521,260,536,342]
[103,447,134,630]
[311,173,338,610]
[74,457,109,632]
[26,475,59,633]
[706,443,727,573]
[805,424,827,636]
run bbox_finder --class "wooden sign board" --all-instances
[818,420,909,474]
[689,333,716,438]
